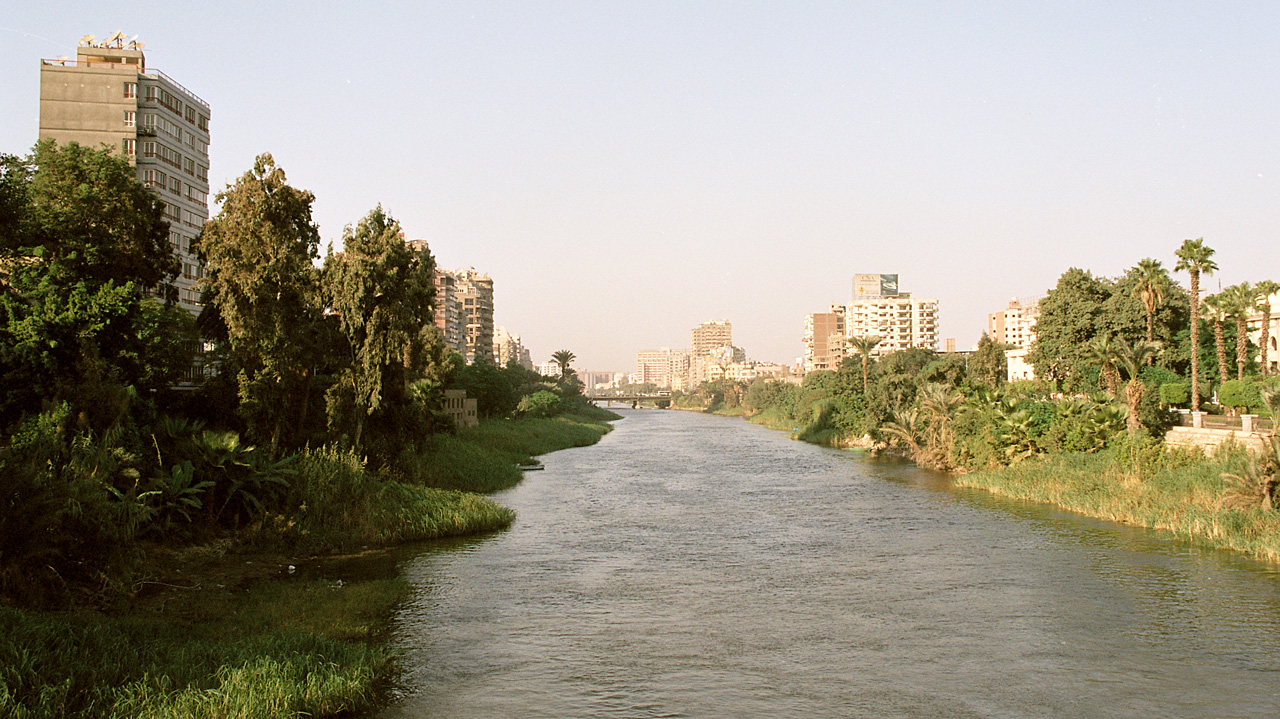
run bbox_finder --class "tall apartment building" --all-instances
[429,268,464,355]
[988,298,1040,349]
[692,319,732,356]
[635,348,673,387]
[843,275,938,357]
[493,326,533,370]
[431,268,493,364]
[803,306,846,372]
[39,34,211,314]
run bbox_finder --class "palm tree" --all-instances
[551,349,576,377]
[1255,280,1280,376]
[849,335,882,393]
[1175,238,1218,412]
[1131,258,1170,347]
[1224,282,1256,381]
[1113,336,1161,436]
[1203,293,1231,390]
[1084,335,1122,396]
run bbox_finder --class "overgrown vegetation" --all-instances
[1,142,619,716]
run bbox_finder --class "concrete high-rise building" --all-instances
[493,326,532,370]
[803,307,846,372]
[39,35,211,314]
[429,268,464,355]
[843,276,938,356]
[635,348,673,387]
[432,268,494,364]
[988,298,1040,349]
[692,319,732,356]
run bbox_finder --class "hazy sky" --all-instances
[4,2,1279,371]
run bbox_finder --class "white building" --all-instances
[844,294,939,356]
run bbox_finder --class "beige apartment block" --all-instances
[39,35,211,314]
[692,319,732,356]
[804,309,846,372]
[988,297,1041,349]
[493,325,532,370]
[635,348,674,387]
[844,294,939,356]
[434,268,494,364]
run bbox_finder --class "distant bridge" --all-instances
[587,393,672,408]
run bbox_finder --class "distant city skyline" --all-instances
[5,3,1279,371]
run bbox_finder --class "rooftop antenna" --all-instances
[79,34,95,46]
[106,30,125,47]
[127,35,140,49]
[54,56,69,65]
[133,41,145,50]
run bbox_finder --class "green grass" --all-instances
[1,411,620,718]
[955,445,1280,562]
[402,413,616,493]
[0,575,406,718]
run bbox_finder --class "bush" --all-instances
[1160,381,1190,407]
[517,390,562,418]
[1219,379,1262,413]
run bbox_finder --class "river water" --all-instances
[378,409,1280,718]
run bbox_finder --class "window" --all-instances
[123,111,135,127]
[169,177,181,194]
[198,115,209,131]
[145,85,158,101]
[183,157,195,176]
[123,82,137,98]
[196,165,208,182]
[169,230,183,252]
[142,141,156,157]
[143,169,167,189]
[121,138,135,156]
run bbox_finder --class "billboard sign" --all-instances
[854,273,898,299]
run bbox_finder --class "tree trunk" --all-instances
[1215,319,1228,388]
[1190,276,1201,412]
[1237,315,1249,381]
[1125,380,1144,435]
[1262,306,1272,377]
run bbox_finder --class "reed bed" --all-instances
[955,446,1280,562]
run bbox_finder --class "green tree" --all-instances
[196,154,322,455]
[1131,258,1171,347]
[967,333,1007,390]
[323,206,435,448]
[1113,336,1161,435]
[1027,268,1111,390]
[848,335,882,393]
[1255,280,1280,376]
[1202,292,1231,390]
[0,141,187,428]
[1223,282,1256,381]
[1084,335,1123,396]
[1174,238,1217,412]
[551,349,576,376]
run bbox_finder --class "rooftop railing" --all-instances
[41,59,210,110]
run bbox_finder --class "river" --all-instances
[378,409,1280,718]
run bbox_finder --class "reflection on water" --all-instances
[378,410,1280,718]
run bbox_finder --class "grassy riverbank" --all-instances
[1,411,618,719]
[955,442,1280,562]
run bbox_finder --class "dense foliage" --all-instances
[0,145,602,609]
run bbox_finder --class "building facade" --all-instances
[39,35,211,314]
[431,268,493,364]
[988,297,1040,349]
[692,319,733,357]
[493,325,532,370]
[803,307,846,372]
[635,348,673,387]
[843,293,939,356]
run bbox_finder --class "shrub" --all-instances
[1160,381,1190,407]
